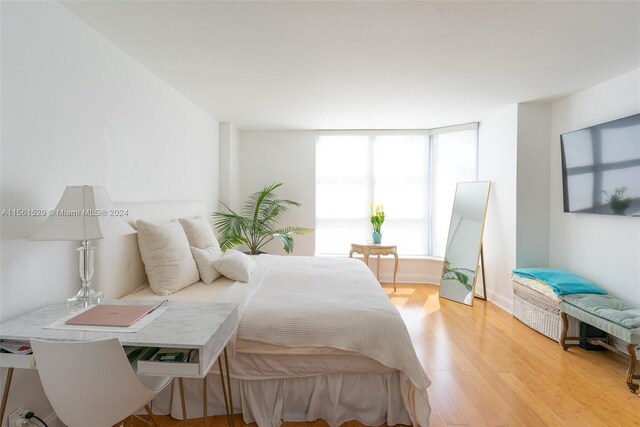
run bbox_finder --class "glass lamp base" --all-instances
[67,287,104,309]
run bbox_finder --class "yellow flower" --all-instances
[369,203,385,232]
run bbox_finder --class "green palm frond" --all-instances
[212,182,313,255]
[219,236,247,251]
[272,233,295,253]
[442,261,475,292]
[271,226,313,254]
[274,226,313,236]
[242,182,280,220]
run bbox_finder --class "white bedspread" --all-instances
[224,255,431,426]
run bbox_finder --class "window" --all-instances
[315,124,478,257]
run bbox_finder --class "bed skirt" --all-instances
[151,371,413,427]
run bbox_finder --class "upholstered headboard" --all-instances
[93,201,207,298]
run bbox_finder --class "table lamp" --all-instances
[29,186,136,306]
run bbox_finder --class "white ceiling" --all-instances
[63,1,640,130]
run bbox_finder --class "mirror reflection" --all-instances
[439,181,491,306]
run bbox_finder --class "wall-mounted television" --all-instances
[561,113,640,217]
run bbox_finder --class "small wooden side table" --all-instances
[349,243,398,291]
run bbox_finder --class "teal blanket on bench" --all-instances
[512,268,607,296]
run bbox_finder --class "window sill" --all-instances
[315,253,444,262]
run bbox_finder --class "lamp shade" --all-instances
[29,186,136,241]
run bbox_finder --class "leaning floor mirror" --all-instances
[439,181,491,306]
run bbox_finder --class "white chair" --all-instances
[31,338,172,427]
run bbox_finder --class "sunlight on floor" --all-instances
[422,294,441,315]
[385,287,416,296]
[394,288,416,296]
[390,297,409,308]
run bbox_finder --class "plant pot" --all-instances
[372,232,382,244]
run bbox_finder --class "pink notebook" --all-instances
[66,304,154,327]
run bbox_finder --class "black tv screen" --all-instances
[561,113,640,217]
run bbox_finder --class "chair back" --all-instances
[31,338,156,427]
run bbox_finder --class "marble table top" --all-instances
[0,299,238,349]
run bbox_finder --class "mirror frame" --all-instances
[438,181,491,306]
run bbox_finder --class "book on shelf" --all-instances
[0,339,32,354]
[125,346,161,365]
[136,348,200,376]
[154,352,185,363]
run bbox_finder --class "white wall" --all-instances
[238,131,316,256]
[478,102,553,312]
[1,2,218,423]
[549,68,640,304]
[516,103,551,268]
[478,105,519,311]
[219,122,240,210]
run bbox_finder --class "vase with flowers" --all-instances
[370,203,385,244]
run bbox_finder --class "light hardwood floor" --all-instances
[134,283,639,427]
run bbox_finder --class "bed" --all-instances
[93,201,431,426]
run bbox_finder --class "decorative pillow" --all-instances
[212,249,256,282]
[136,219,200,296]
[190,246,223,285]
[178,216,220,250]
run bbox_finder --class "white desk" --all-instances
[0,300,238,427]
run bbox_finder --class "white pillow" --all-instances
[190,246,223,285]
[178,216,220,250]
[212,250,256,282]
[136,220,200,296]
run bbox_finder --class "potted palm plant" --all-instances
[212,183,312,254]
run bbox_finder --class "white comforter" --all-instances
[221,255,431,426]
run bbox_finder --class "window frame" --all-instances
[315,123,479,258]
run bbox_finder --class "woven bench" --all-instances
[511,277,580,342]
[560,294,640,393]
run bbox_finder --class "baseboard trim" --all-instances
[377,279,514,313]
[43,412,63,427]
[377,273,442,284]
[487,290,513,313]
[610,336,640,362]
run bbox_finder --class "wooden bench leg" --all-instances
[560,312,570,350]
[626,344,639,393]
[560,313,568,350]
[560,312,581,350]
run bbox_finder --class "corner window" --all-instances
[315,124,478,257]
